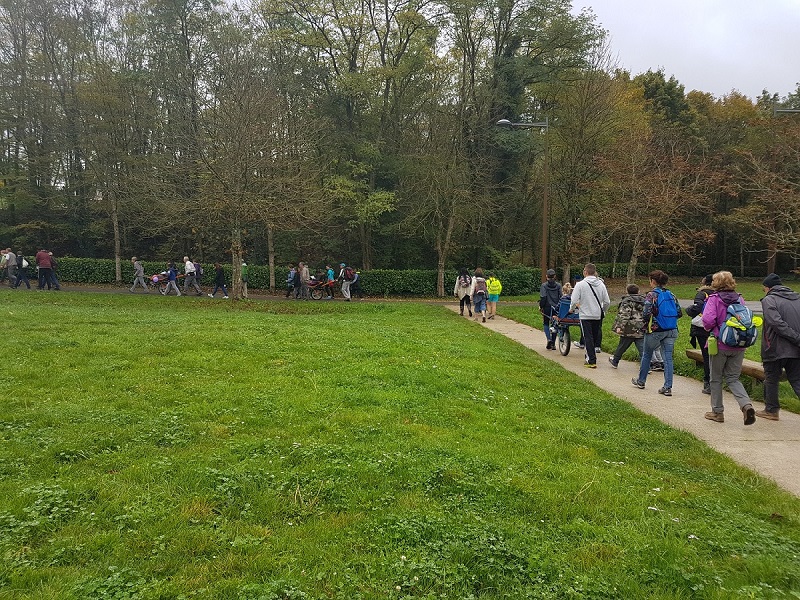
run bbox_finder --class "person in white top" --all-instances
[570,263,611,368]
[183,256,202,295]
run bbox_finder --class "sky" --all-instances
[569,0,800,100]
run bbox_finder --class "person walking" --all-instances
[350,269,364,300]
[130,257,149,292]
[540,269,561,350]
[325,264,336,299]
[608,284,646,368]
[757,273,800,421]
[285,264,296,298]
[701,271,755,425]
[241,262,249,299]
[685,274,714,394]
[183,256,203,295]
[208,263,229,298]
[631,270,682,393]
[162,262,181,296]
[454,268,472,317]
[12,252,31,289]
[338,263,355,301]
[486,272,502,319]
[4,248,17,287]
[299,262,310,300]
[35,248,53,290]
[470,268,489,323]
[570,263,610,368]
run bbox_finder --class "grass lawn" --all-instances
[2,291,800,599]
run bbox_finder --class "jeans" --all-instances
[763,358,800,414]
[637,329,678,388]
[709,349,750,413]
[612,336,644,364]
[579,319,602,364]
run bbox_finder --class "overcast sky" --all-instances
[569,0,800,100]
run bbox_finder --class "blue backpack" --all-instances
[718,300,758,347]
[653,289,680,330]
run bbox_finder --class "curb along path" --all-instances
[447,305,800,498]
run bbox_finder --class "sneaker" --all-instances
[573,341,585,349]
[755,409,779,421]
[631,378,645,389]
[488,314,495,320]
[657,387,672,397]
[460,310,464,316]
[482,317,486,323]
[584,362,597,369]
[223,296,229,299]
[608,357,618,369]
[595,347,601,354]
[468,312,473,317]
[546,341,554,350]
[743,406,756,425]
[702,383,711,395]
[705,411,724,423]
[651,363,664,372]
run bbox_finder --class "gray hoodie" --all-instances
[570,276,610,320]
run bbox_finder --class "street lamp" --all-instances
[497,118,550,281]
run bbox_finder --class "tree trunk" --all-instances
[267,223,275,292]
[767,240,777,275]
[231,218,243,300]
[435,212,456,297]
[626,254,639,285]
[109,190,122,283]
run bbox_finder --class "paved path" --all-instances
[448,306,800,497]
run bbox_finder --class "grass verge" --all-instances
[1,290,800,598]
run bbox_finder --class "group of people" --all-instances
[2,247,62,290]
[131,256,235,299]
[285,262,363,301]
[453,268,502,323]
[538,263,800,426]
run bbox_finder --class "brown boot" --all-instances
[743,405,756,426]
[704,411,724,423]
[755,409,779,421]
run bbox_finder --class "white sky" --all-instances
[570,0,800,100]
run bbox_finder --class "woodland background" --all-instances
[1,0,799,295]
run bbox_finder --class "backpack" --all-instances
[652,289,681,330]
[343,266,355,281]
[487,277,502,295]
[194,263,203,277]
[613,296,645,336]
[473,278,487,297]
[459,274,472,288]
[718,299,759,347]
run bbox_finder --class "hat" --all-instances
[763,273,782,288]
[703,274,713,286]
[546,269,556,277]
[340,263,346,267]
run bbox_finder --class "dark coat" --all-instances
[761,285,800,362]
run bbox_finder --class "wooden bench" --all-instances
[685,348,766,382]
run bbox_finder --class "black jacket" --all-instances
[685,285,713,338]
[539,279,561,315]
[761,285,800,362]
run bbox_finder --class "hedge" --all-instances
[35,258,775,296]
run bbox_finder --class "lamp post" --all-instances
[497,118,550,281]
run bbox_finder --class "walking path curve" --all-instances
[448,305,800,498]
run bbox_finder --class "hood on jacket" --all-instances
[764,286,800,302]
[716,290,741,305]
[622,293,646,303]
[543,280,560,291]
